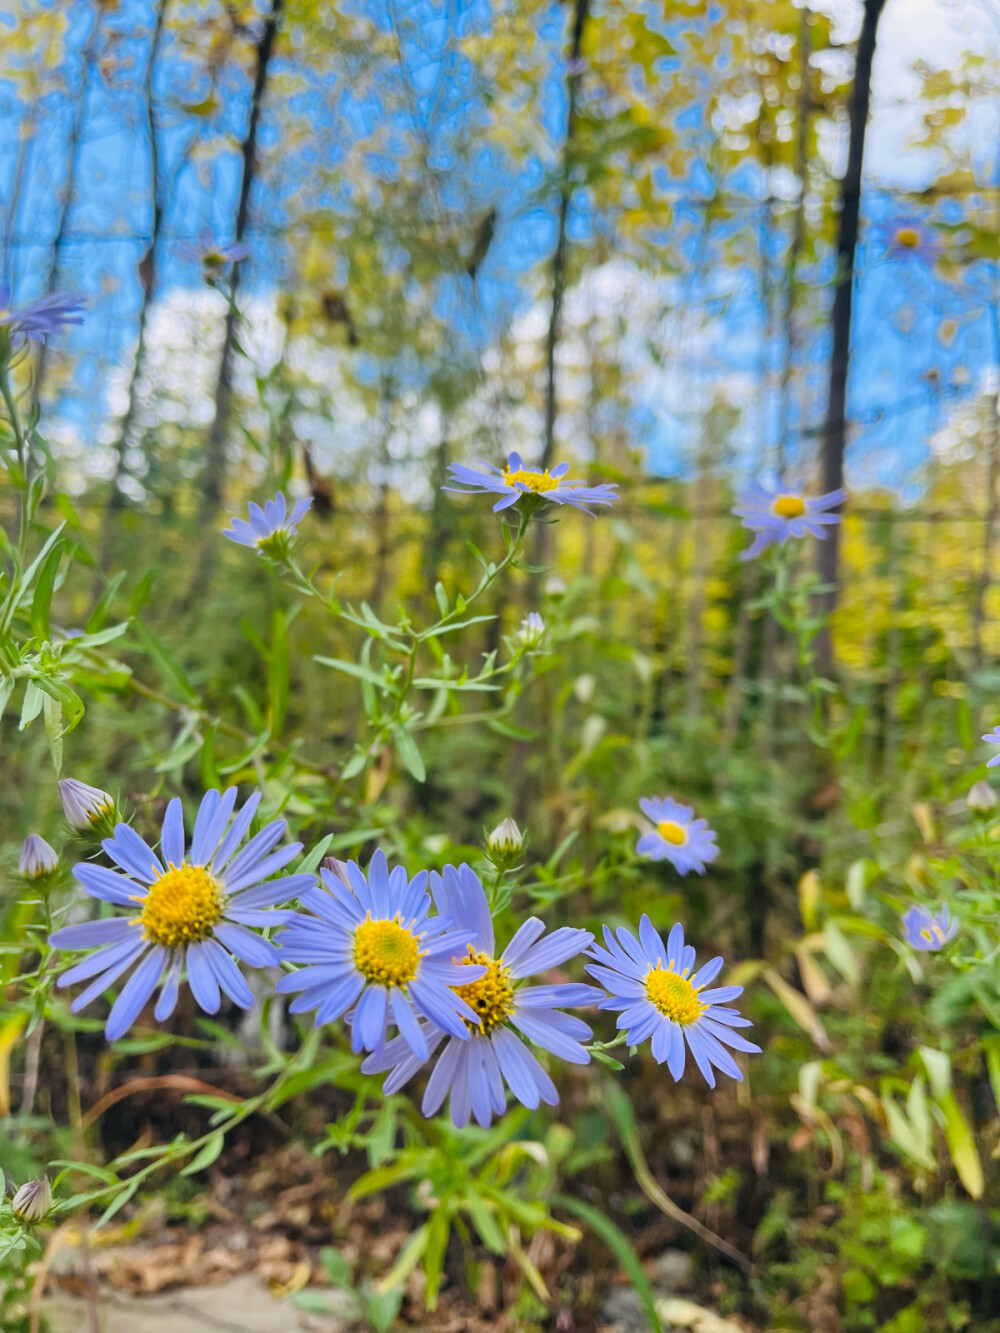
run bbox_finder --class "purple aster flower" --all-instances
[275,850,487,1060]
[222,491,312,557]
[875,215,938,264]
[361,863,600,1128]
[177,234,251,269]
[517,612,545,648]
[586,916,760,1087]
[732,482,845,561]
[637,797,718,876]
[982,726,1000,767]
[49,788,312,1041]
[0,282,85,344]
[446,450,617,516]
[900,904,957,952]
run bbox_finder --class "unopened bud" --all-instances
[58,778,114,832]
[11,1177,51,1225]
[967,780,998,814]
[487,818,524,858]
[517,613,545,649]
[321,856,352,887]
[19,834,58,880]
[544,576,567,598]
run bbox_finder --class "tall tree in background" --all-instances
[200,0,284,514]
[816,0,887,670]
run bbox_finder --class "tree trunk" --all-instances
[533,0,590,568]
[815,0,886,673]
[200,0,283,514]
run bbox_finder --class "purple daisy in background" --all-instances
[0,282,85,344]
[637,797,718,876]
[876,215,939,264]
[275,850,486,1059]
[49,788,312,1040]
[222,492,312,557]
[981,725,1000,767]
[586,917,760,1087]
[176,235,251,269]
[446,450,617,516]
[732,482,845,561]
[362,863,599,1128]
[900,904,957,952]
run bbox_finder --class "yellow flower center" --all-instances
[894,226,920,249]
[140,864,224,949]
[353,917,421,986]
[452,948,514,1035]
[503,466,559,494]
[773,494,806,519]
[657,820,687,846]
[645,967,705,1026]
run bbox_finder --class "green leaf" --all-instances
[43,691,63,773]
[937,1092,983,1198]
[268,608,290,739]
[554,1195,662,1333]
[320,1245,353,1287]
[19,680,44,730]
[364,1285,403,1333]
[86,572,127,633]
[463,1189,505,1253]
[29,538,63,643]
[392,724,425,782]
[180,1129,225,1177]
[423,1206,450,1310]
[128,568,157,616]
[315,656,392,689]
[134,621,200,706]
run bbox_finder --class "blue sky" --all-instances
[0,0,998,491]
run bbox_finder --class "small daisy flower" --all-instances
[0,282,85,345]
[517,612,545,648]
[876,215,938,264]
[49,788,312,1041]
[362,863,600,1128]
[58,778,115,832]
[275,850,487,1060]
[222,491,312,558]
[446,450,617,516]
[732,483,845,561]
[177,234,251,272]
[636,797,718,876]
[586,916,760,1087]
[900,904,957,952]
[20,834,58,880]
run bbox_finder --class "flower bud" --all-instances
[58,778,114,832]
[11,1177,51,1225]
[486,818,524,858]
[967,780,997,814]
[544,576,567,598]
[19,834,58,880]
[321,856,352,887]
[517,613,545,649]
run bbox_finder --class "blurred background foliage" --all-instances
[3,0,1000,1329]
